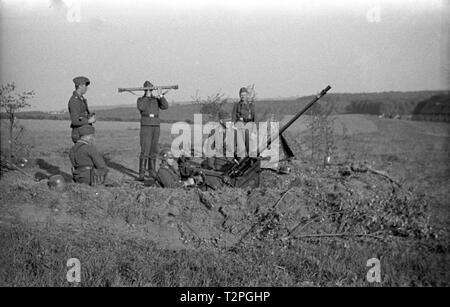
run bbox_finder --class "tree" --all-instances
[0,82,35,162]
[192,90,227,120]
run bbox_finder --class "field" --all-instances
[0,115,449,286]
[9,90,450,123]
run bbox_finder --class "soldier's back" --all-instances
[157,166,182,188]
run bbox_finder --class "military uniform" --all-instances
[231,88,256,157]
[69,126,109,185]
[157,165,183,188]
[136,81,169,180]
[156,149,184,188]
[231,100,256,123]
[68,76,92,143]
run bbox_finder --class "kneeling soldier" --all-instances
[69,125,109,185]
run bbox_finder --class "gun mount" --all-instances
[178,85,332,190]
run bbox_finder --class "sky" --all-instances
[0,0,448,111]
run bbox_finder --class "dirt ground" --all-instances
[0,115,449,286]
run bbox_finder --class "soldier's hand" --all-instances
[156,88,164,98]
[88,115,96,124]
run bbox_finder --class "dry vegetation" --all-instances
[0,114,449,287]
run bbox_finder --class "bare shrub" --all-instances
[192,90,227,120]
[306,101,337,167]
[0,82,34,162]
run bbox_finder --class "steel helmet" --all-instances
[278,166,291,175]
[160,148,174,160]
[48,175,65,191]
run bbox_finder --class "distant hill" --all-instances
[5,90,449,123]
[412,93,450,122]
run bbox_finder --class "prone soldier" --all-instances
[69,125,109,185]
[68,76,96,143]
[137,81,169,181]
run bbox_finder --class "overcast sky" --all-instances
[0,0,448,111]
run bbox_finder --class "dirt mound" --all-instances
[0,159,441,251]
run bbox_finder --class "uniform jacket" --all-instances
[137,96,169,126]
[157,165,182,188]
[69,140,109,176]
[68,91,91,128]
[231,101,256,123]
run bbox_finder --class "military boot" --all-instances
[138,158,147,181]
[147,158,157,178]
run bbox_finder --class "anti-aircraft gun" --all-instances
[178,85,332,190]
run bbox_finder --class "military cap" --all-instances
[143,80,154,88]
[239,87,248,94]
[73,76,91,86]
[78,125,95,136]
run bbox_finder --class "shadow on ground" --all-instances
[103,156,139,180]
[35,158,72,182]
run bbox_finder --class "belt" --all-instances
[70,122,92,129]
[75,166,93,171]
[238,118,252,123]
[144,114,158,118]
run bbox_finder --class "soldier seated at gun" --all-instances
[69,125,109,186]
[156,149,182,188]
[156,149,198,188]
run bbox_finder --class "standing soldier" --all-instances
[232,87,256,123]
[68,76,96,143]
[137,80,169,181]
[231,87,256,157]
[69,125,109,186]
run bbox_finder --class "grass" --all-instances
[1,219,448,287]
[0,115,448,287]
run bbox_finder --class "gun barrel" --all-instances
[227,85,332,178]
[118,85,179,93]
[260,85,331,154]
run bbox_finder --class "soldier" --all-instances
[69,125,109,185]
[204,109,240,170]
[156,149,187,188]
[231,87,256,123]
[68,76,96,143]
[231,87,256,157]
[137,80,169,181]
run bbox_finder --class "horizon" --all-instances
[1,0,449,111]
[14,88,449,112]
